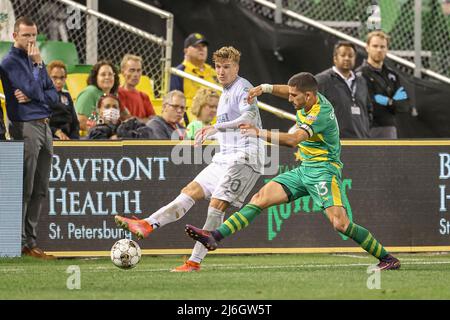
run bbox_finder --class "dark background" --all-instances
[37,142,450,252]
[90,0,450,138]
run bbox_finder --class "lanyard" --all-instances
[333,69,357,102]
[170,123,185,140]
[349,78,357,103]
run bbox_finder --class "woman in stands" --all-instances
[75,60,129,136]
[186,88,219,139]
[87,94,122,140]
[47,60,80,140]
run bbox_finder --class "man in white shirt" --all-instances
[115,46,264,272]
[314,41,372,138]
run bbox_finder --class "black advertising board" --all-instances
[32,140,450,256]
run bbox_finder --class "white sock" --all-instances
[145,193,195,229]
[189,207,225,263]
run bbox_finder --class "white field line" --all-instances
[331,254,369,259]
[1,260,450,274]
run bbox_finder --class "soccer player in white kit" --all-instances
[115,46,265,272]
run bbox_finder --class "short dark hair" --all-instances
[14,16,36,33]
[287,72,318,93]
[333,41,356,57]
[96,93,121,110]
[87,60,120,94]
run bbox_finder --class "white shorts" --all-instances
[193,162,260,208]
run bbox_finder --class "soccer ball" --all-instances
[110,239,141,269]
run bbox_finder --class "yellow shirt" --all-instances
[170,59,218,123]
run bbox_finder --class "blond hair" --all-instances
[120,54,142,71]
[191,88,220,117]
[212,46,241,64]
[366,31,390,47]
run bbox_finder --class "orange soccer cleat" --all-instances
[114,215,153,239]
[170,260,201,272]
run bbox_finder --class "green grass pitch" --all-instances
[1,253,450,299]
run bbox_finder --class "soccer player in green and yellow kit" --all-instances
[186,72,400,270]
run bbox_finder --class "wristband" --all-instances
[260,84,273,94]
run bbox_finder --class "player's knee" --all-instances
[181,183,204,200]
[332,217,349,233]
[250,191,267,207]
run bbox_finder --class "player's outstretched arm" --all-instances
[247,84,290,104]
[240,123,309,147]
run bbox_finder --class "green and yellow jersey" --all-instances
[295,92,342,168]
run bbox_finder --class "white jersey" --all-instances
[213,76,265,173]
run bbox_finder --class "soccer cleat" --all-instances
[185,224,218,251]
[114,215,153,239]
[170,260,201,272]
[376,254,401,270]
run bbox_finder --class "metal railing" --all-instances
[8,0,173,96]
[170,68,296,121]
[242,0,450,85]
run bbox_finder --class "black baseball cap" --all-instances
[184,33,209,48]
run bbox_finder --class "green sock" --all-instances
[216,204,262,238]
[344,222,388,259]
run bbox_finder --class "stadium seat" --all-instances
[66,73,89,102]
[119,74,156,101]
[152,98,163,115]
[0,41,13,61]
[67,64,93,74]
[40,41,79,66]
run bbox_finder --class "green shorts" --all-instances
[272,162,344,210]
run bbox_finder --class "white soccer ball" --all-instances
[110,239,142,269]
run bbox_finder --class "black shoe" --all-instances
[185,224,218,251]
[377,254,401,270]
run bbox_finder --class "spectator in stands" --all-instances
[356,31,411,139]
[75,60,129,135]
[47,60,79,140]
[87,94,121,140]
[146,90,186,140]
[170,33,218,125]
[0,106,5,140]
[315,41,371,139]
[118,54,156,123]
[116,116,153,139]
[0,16,57,259]
[186,88,219,140]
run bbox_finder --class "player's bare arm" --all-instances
[247,84,290,104]
[239,123,308,147]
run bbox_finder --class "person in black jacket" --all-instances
[146,90,186,140]
[47,60,79,140]
[315,41,371,139]
[0,17,58,259]
[356,31,411,139]
[87,94,121,140]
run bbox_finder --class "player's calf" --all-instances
[114,215,153,239]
